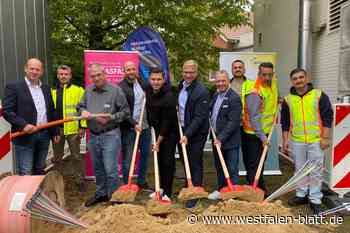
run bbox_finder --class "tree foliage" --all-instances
[48,0,250,86]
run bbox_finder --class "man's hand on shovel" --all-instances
[262,138,270,147]
[152,142,160,152]
[135,124,142,133]
[152,135,163,152]
[180,135,188,145]
[23,124,38,134]
[214,138,222,147]
[282,141,289,155]
[53,135,61,144]
[95,115,112,125]
[81,110,92,119]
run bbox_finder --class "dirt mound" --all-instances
[58,200,327,233]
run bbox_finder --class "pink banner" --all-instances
[84,50,140,179]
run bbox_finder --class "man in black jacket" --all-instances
[146,68,178,200]
[208,70,242,200]
[119,61,151,189]
[178,60,210,208]
[3,58,60,175]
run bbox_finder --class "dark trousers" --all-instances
[241,129,267,192]
[157,134,177,197]
[178,136,207,208]
[178,136,207,187]
[213,145,240,190]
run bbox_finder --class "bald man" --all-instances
[119,61,151,189]
[3,58,60,175]
[178,60,210,209]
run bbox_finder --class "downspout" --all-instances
[298,0,312,71]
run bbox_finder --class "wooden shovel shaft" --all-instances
[10,113,110,139]
[210,125,232,181]
[151,128,161,193]
[252,111,278,188]
[127,98,146,184]
[10,117,77,139]
[176,108,193,187]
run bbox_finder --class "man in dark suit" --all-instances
[208,70,242,200]
[3,58,60,175]
[178,60,210,209]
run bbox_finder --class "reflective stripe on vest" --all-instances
[52,84,86,135]
[243,77,278,135]
[285,89,322,143]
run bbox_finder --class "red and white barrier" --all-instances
[0,106,14,175]
[330,103,350,198]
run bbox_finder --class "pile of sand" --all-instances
[58,200,334,233]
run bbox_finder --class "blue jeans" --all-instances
[213,145,240,190]
[121,128,151,185]
[13,130,50,175]
[89,129,122,198]
[290,140,324,204]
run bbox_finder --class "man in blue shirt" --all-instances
[178,60,210,209]
[208,70,242,200]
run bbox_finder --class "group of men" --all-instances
[2,57,333,214]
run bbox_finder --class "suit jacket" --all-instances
[119,77,147,130]
[178,79,210,142]
[210,88,242,149]
[3,79,59,144]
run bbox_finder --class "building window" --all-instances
[329,0,350,32]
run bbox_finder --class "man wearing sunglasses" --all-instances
[242,62,278,196]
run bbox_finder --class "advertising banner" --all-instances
[122,26,170,84]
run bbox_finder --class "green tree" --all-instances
[48,0,250,86]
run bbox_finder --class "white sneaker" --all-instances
[149,189,164,199]
[208,190,221,200]
[162,194,171,202]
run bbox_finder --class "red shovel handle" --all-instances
[226,178,234,190]
[10,117,76,139]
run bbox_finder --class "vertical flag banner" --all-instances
[84,50,139,179]
[122,26,170,83]
[219,52,280,175]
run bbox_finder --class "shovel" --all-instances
[238,115,277,202]
[209,124,248,200]
[176,108,208,202]
[111,98,146,203]
[10,113,110,139]
[146,127,171,215]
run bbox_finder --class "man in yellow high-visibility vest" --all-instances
[242,62,278,195]
[51,65,86,191]
[281,68,333,214]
